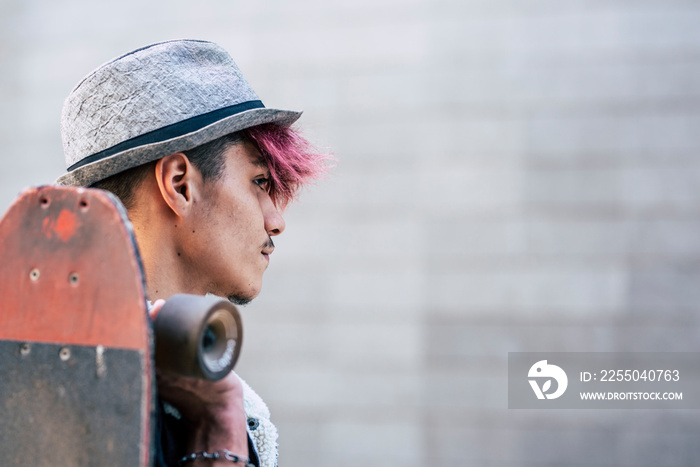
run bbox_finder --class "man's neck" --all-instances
[131,207,206,301]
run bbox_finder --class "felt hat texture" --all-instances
[57,39,301,186]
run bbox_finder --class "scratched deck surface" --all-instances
[0,186,153,467]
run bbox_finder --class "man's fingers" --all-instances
[149,299,166,320]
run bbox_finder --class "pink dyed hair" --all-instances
[243,123,332,207]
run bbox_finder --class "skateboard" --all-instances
[0,186,243,466]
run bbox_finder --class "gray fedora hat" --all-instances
[57,39,301,187]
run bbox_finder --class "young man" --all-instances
[56,40,328,467]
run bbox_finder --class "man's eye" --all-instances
[253,177,270,192]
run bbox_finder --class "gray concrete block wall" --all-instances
[2,0,700,465]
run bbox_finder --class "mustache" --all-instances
[262,237,275,250]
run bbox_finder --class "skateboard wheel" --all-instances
[153,294,242,381]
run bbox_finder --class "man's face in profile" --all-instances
[185,141,286,305]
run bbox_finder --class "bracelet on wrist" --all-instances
[178,449,254,466]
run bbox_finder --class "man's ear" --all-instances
[154,153,201,217]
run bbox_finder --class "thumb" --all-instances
[148,298,166,321]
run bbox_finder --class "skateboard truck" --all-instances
[154,294,243,381]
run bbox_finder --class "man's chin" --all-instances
[226,286,261,306]
[226,293,253,306]
[222,278,263,306]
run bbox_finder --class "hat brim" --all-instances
[56,107,301,187]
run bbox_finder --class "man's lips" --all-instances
[261,236,275,260]
[262,237,275,256]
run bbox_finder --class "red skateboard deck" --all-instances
[0,186,153,466]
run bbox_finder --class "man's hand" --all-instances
[149,299,249,458]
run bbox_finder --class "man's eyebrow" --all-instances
[250,152,270,172]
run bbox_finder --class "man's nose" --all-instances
[262,195,285,236]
